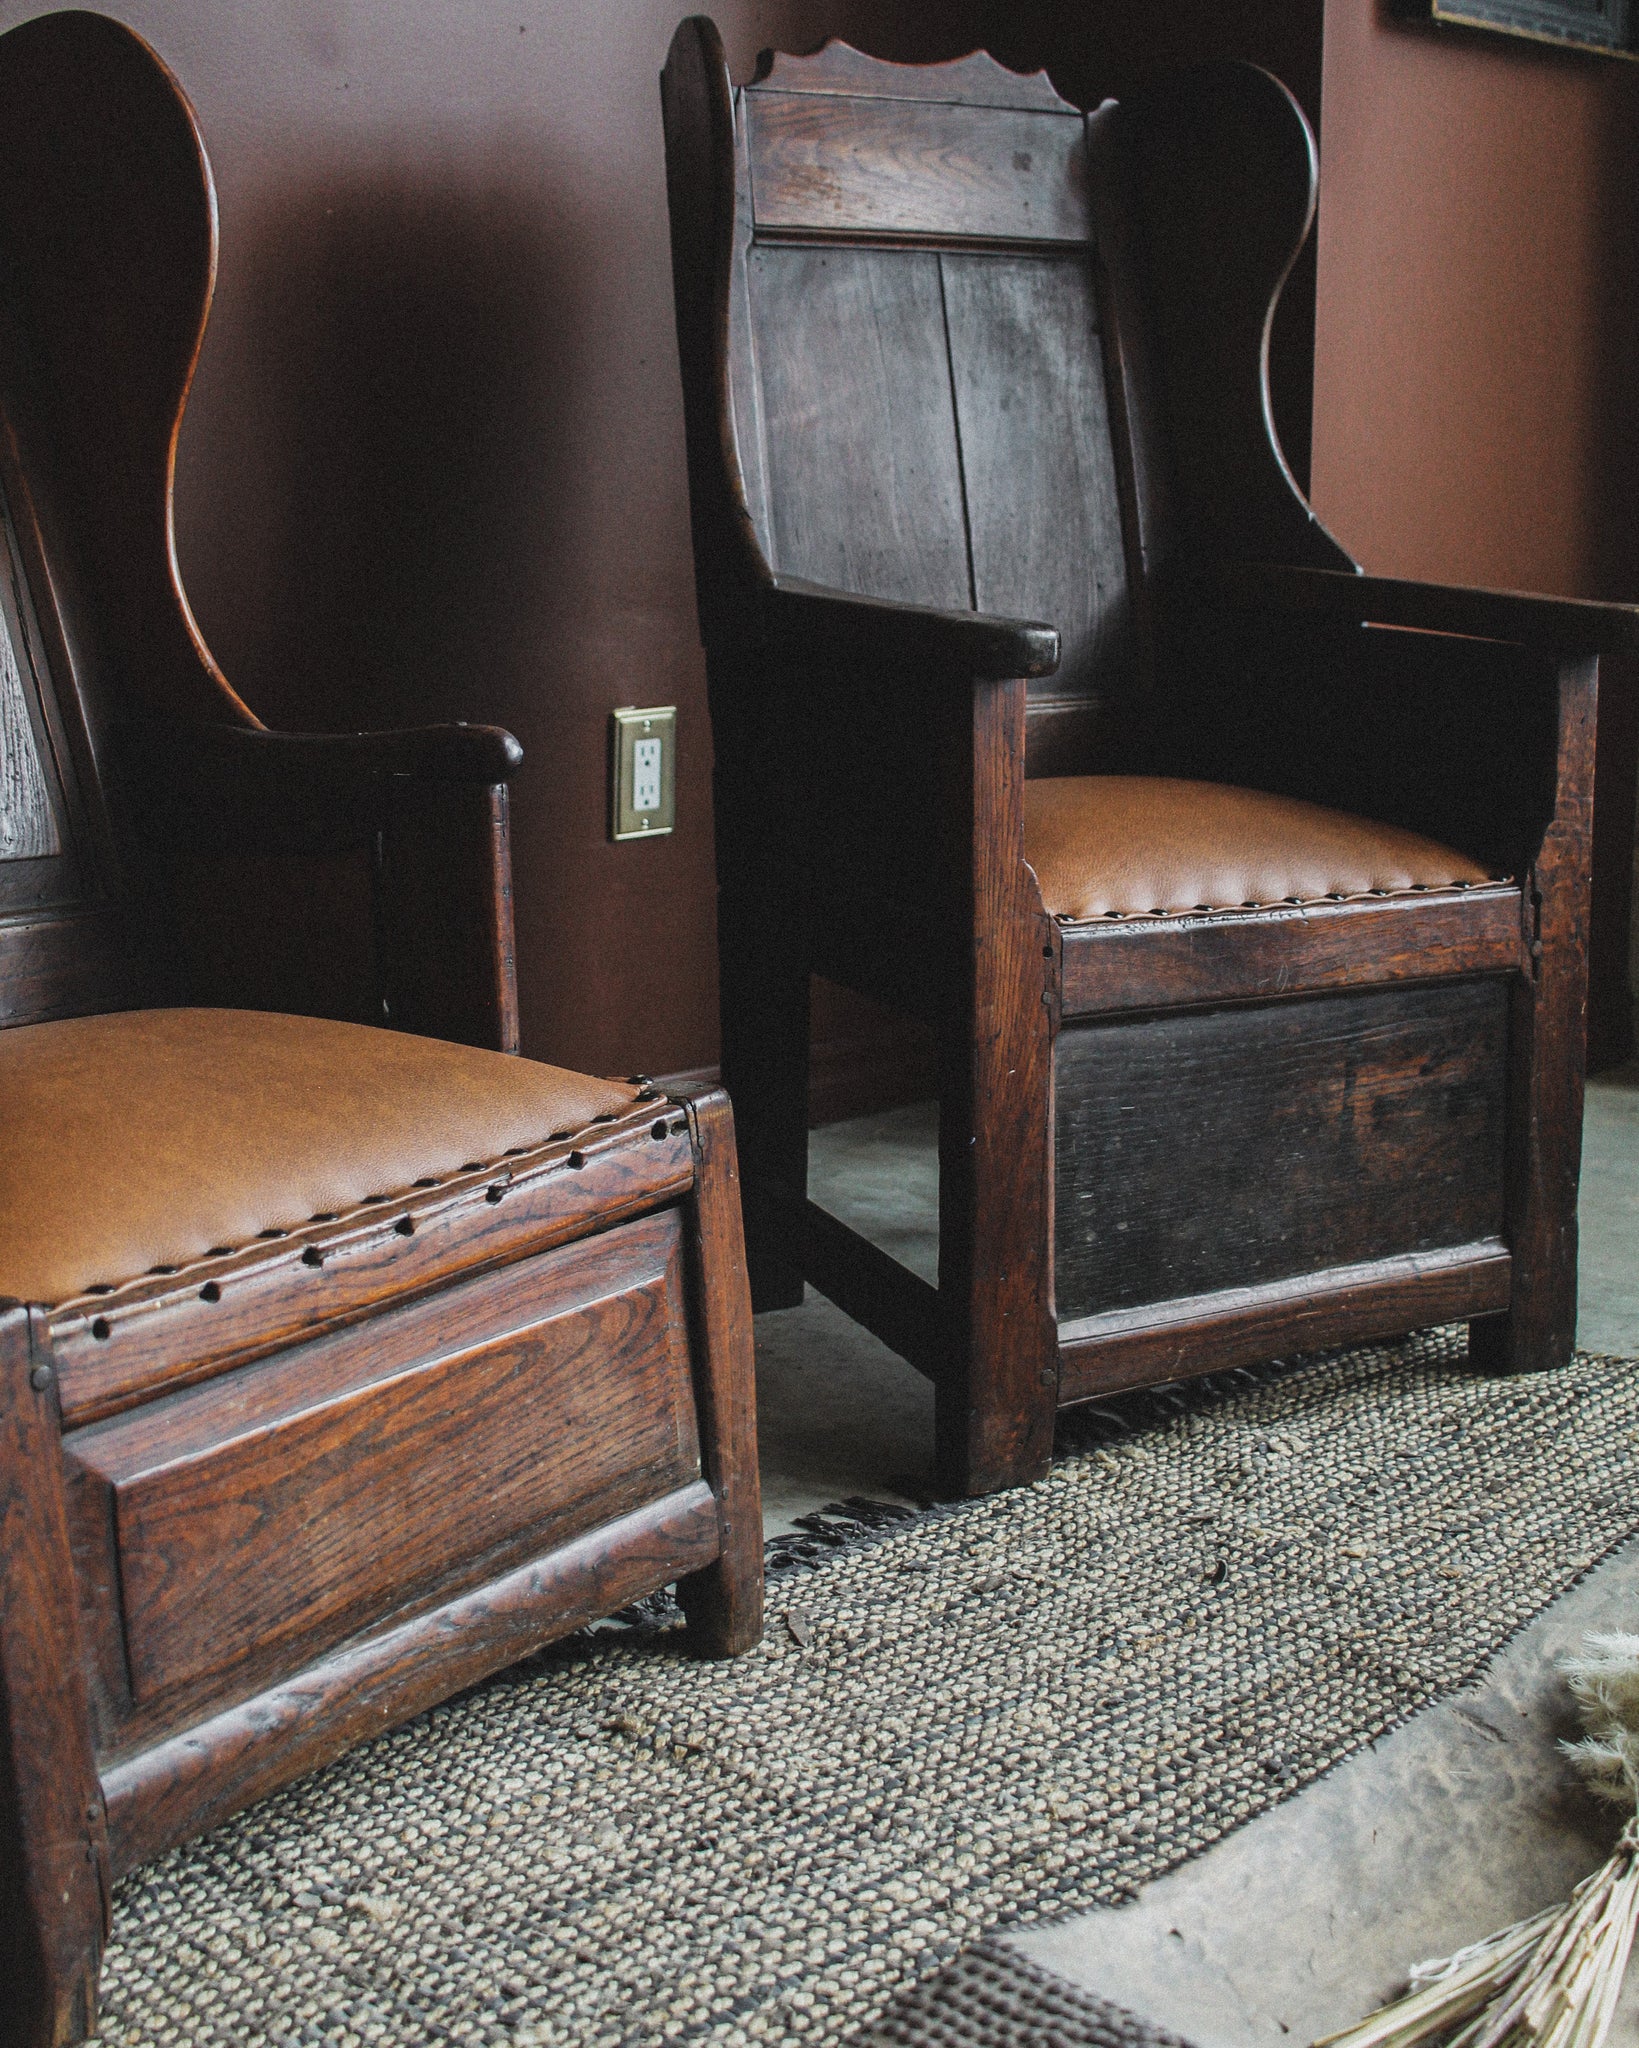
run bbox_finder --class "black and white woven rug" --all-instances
[95,1330,1639,2046]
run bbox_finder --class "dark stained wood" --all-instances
[760,576,1058,677]
[1058,883,1523,1017]
[752,41,1076,113]
[1054,980,1509,1324]
[745,92,1089,245]
[53,1107,694,1427]
[102,1481,721,1880]
[69,1214,698,1720]
[0,910,143,1032]
[749,247,971,604]
[1469,655,1597,1375]
[0,414,141,1028]
[0,1306,106,2048]
[133,720,523,1051]
[378,779,520,1051]
[1059,1241,1512,1401]
[672,1087,764,1658]
[664,21,1603,1498]
[0,601,59,861]
[935,675,1057,1493]
[942,251,1129,710]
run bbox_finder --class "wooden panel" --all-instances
[103,1481,721,1879]
[68,1209,699,1710]
[1054,979,1510,1324]
[942,251,1127,705]
[749,244,970,606]
[0,599,57,859]
[1059,884,1524,1017]
[745,94,1089,246]
[1058,1240,1512,1401]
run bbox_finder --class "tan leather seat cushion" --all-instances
[1025,776,1494,922]
[0,1008,640,1307]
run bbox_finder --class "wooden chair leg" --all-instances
[1471,655,1595,1377]
[674,1090,765,1658]
[0,1307,107,2048]
[932,680,1058,1499]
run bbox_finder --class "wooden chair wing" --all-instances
[0,12,515,1049]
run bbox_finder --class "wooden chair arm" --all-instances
[1202,561,1639,658]
[126,719,521,1053]
[129,720,522,856]
[757,576,1061,682]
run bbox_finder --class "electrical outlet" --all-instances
[610,705,677,840]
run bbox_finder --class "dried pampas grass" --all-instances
[1315,1633,1639,2048]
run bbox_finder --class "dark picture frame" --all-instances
[1398,0,1636,57]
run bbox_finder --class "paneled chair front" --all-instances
[0,18,760,2046]
[661,21,1636,1498]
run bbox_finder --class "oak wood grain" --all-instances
[750,245,970,605]
[942,250,1128,711]
[101,1482,722,1879]
[746,92,1089,246]
[0,1306,106,2048]
[70,1213,698,1716]
[1471,656,1597,1374]
[1054,979,1509,1324]
[1057,883,1523,1017]
[673,1087,764,1657]
[1059,1240,1512,1400]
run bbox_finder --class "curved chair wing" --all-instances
[1121,61,1355,572]
[0,9,255,725]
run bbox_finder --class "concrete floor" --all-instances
[753,1061,1639,2039]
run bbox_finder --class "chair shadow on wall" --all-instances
[177,165,583,747]
[166,161,602,1029]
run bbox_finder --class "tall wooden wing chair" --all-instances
[0,16,761,2045]
[661,20,1637,1499]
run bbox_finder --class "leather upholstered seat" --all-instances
[1024,777,1496,924]
[0,1009,639,1306]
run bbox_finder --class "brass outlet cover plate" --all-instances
[610,705,677,841]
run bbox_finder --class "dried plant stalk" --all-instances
[1313,1636,1639,2048]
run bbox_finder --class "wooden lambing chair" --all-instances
[0,17,761,2046]
[661,21,1639,1499]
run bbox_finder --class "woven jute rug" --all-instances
[96,1331,1639,2047]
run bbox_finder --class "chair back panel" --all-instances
[749,245,971,611]
[733,50,1132,750]
[743,91,1090,245]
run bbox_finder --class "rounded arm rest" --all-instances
[756,576,1061,682]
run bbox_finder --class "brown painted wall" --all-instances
[1311,4,1639,598]
[1311,2,1639,1060]
[0,0,983,1079]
